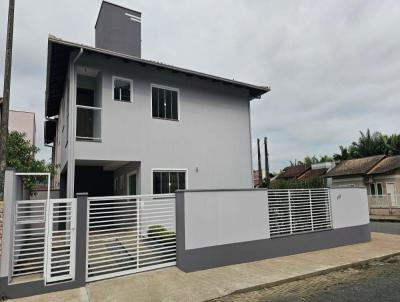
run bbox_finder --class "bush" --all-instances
[269,176,326,189]
[147,225,175,247]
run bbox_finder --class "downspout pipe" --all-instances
[73,48,83,64]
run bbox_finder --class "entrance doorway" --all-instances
[127,172,137,195]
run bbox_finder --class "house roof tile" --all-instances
[367,155,400,175]
[325,155,385,177]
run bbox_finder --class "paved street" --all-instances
[212,255,400,302]
[212,222,400,302]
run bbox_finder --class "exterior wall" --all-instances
[331,176,366,188]
[113,162,141,195]
[8,111,36,145]
[72,54,253,195]
[368,173,400,195]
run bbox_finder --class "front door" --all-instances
[128,173,137,195]
[386,183,397,206]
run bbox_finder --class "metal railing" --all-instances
[268,189,332,238]
[86,194,176,282]
[368,194,400,208]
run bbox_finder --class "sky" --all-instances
[1,0,400,172]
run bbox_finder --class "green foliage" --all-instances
[6,131,57,194]
[269,176,326,189]
[290,155,334,167]
[334,129,400,160]
[147,224,175,248]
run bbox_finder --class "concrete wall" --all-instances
[176,188,370,272]
[330,188,370,229]
[72,53,253,195]
[8,111,36,145]
[183,190,269,250]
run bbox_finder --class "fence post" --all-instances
[0,168,16,283]
[75,193,88,285]
[389,195,392,215]
[288,190,293,234]
[309,189,314,231]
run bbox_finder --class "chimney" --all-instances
[95,1,141,57]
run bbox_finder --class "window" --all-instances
[153,170,186,194]
[369,183,376,196]
[370,183,383,196]
[113,77,132,102]
[152,86,178,120]
[376,183,383,196]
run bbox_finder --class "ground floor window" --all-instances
[153,170,186,194]
[369,182,383,196]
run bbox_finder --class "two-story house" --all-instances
[44,1,269,198]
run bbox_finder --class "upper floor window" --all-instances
[152,85,178,120]
[113,76,133,102]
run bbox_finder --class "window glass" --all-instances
[153,171,186,194]
[369,183,376,196]
[114,78,131,102]
[152,87,158,117]
[152,86,178,120]
[376,183,383,196]
[153,173,161,194]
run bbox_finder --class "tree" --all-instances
[6,131,57,194]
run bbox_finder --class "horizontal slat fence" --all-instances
[268,189,332,237]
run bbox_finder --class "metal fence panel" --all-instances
[268,189,332,237]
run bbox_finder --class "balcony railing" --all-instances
[76,105,102,141]
[368,194,400,208]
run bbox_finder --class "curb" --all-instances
[370,218,400,223]
[207,251,400,301]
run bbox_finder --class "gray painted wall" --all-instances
[95,2,141,58]
[330,187,370,228]
[70,53,253,195]
[183,190,269,250]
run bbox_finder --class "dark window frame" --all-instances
[152,170,187,194]
[151,84,179,121]
[113,76,133,103]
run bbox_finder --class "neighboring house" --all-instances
[324,155,385,188]
[44,1,269,197]
[0,98,36,145]
[252,169,274,187]
[325,154,400,210]
[275,164,310,181]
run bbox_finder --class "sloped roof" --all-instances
[277,165,310,179]
[45,35,270,117]
[297,168,328,180]
[325,155,385,178]
[367,155,400,175]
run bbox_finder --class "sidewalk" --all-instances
[10,232,400,302]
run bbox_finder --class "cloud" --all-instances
[1,0,399,172]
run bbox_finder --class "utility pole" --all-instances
[264,137,270,187]
[0,0,15,198]
[257,138,262,186]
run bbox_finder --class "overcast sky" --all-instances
[1,0,399,172]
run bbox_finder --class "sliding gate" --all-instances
[86,194,176,282]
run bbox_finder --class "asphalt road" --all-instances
[212,222,400,302]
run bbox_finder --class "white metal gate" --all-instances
[11,198,77,284]
[86,194,176,282]
[44,198,77,283]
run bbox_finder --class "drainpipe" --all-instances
[66,48,83,198]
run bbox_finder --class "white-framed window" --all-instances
[151,84,179,121]
[370,182,383,196]
[152,169,187,194]
[113,76,133,102]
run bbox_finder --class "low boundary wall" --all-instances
[176,188,370,272]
